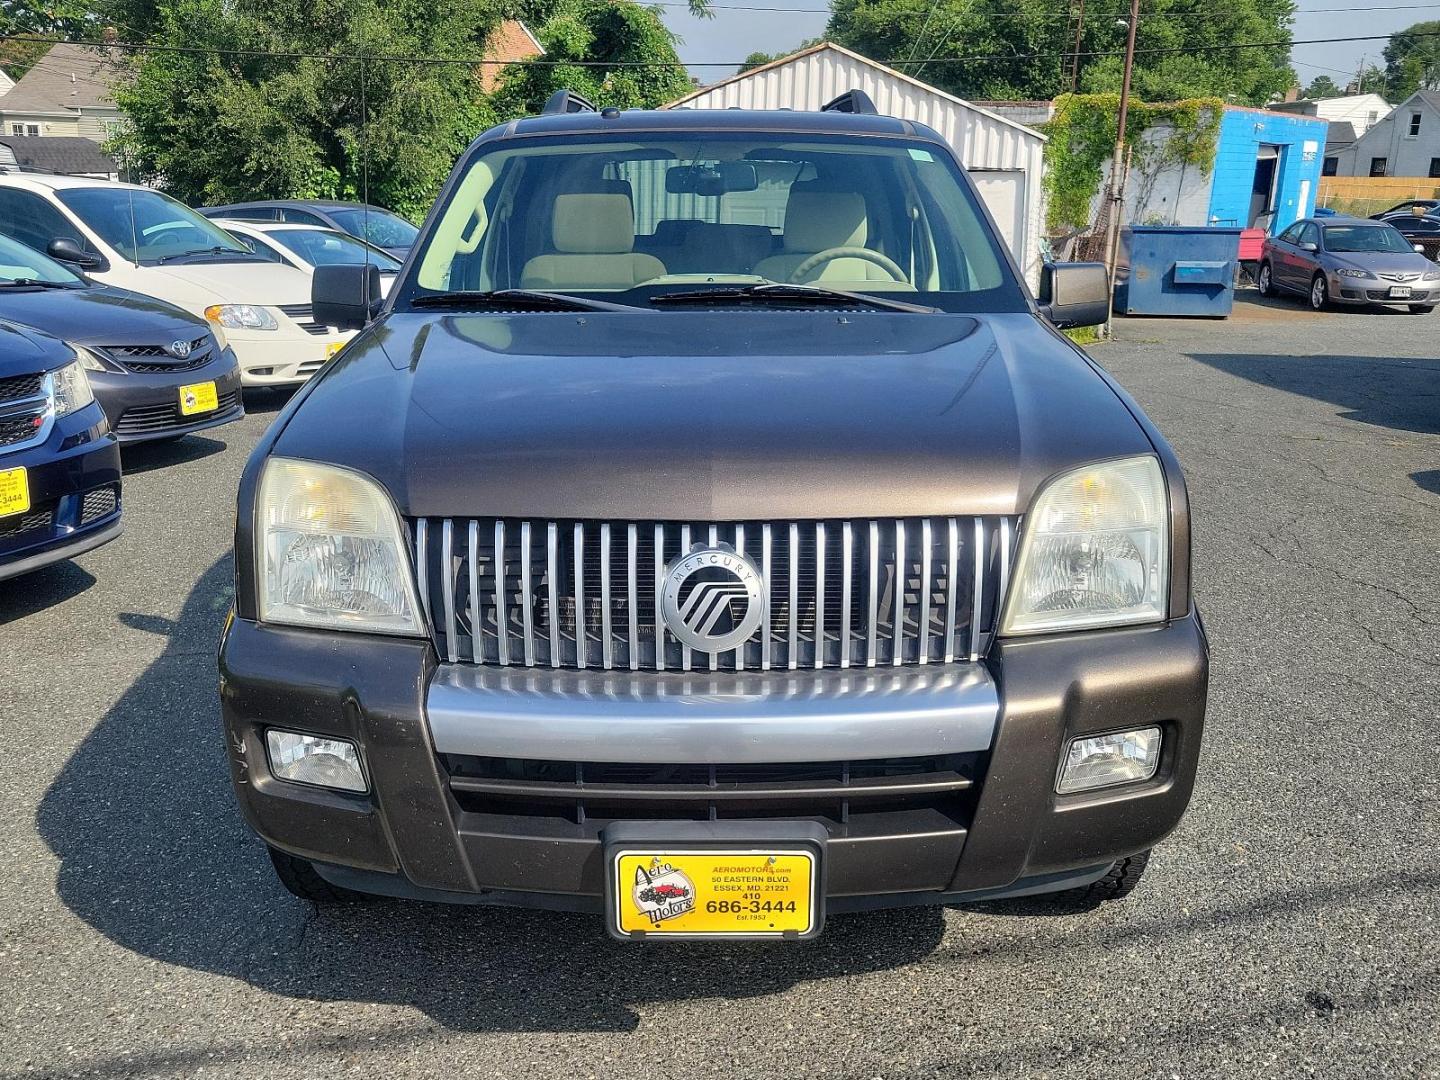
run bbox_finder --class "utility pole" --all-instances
[1103,0,1141,319]
[1066,0,1087,94]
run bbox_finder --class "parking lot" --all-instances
[1,293,1437,1079]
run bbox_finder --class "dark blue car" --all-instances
[0,321,121,582]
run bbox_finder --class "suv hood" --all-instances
[272,310,1154,520]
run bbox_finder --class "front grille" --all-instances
[444,752,979,826]
[278,303,331,336]
[0,372,44,403]
[103,337,214,374]
[413,516,1012,671]
[1378,272,1422,282]
[1367,288,1430,301]
[0,501,54,540]
[113,390,240,435]
[0,408,46,448]
[79,485,118,525]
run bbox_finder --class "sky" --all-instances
[656,2,1440,96]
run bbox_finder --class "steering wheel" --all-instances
[789,246,906,284]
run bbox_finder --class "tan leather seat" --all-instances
[754,184,895,284]
[521,193,665,291]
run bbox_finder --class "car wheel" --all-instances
[1257,261,1275,297]
[267,845,374,903]
[1309,274,1329,311]
[1409,304,1435,314]
[1046,850,1152,906]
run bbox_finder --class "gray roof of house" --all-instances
[1325,121,1357,150]
[0,44,122,115]
[0,136,115,175]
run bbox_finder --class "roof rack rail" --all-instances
[821,89,879,116]
[542,89,597,116]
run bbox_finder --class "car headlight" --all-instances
[205,304,278,331]
[73,345,110,372]
[49,360,95,417]
[209,322,229,350]
[1424,269,1440,281]
[256,457,424,635]
[1001,455,1169,635]
[1335,268,1370,278]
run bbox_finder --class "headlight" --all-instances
[256,457,423,635]
[1001,455,1169,635]
[205,304,278,331]
[49,360,95,417]
[74,345,109,372]
[1335,268,1370,278]
[1424,269,1440,281]
[209,322,229,350]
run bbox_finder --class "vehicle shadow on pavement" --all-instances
[119,434,229,475]
[0,560,96,623]
[36,556,946,1033]
[1412,469,1440,495]
[1188,352,1440,435]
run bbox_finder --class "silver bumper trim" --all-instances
[426,663,999,763]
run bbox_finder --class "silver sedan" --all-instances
[1258,216,1440,313]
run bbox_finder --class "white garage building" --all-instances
[666,42,1048,287]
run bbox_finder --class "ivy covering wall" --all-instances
[1042,93,1224,232]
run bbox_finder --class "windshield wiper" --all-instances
[0,278,79,289]
[409,289,649,313]
[156,246,254,263]
[649,283,939,314]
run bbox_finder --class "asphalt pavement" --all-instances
[1,291,1437,1078]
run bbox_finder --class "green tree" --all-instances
[1302,74,1341,99]
[0,0,94,78]
[825,0,1294,106]
[1383,21,1440,101]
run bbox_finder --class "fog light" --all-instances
[1057,727,1161,794]
[265,730,367,792]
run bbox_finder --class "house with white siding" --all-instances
[1330,91,1440,178]
[0,44,125,143]
[667,43,1048,286]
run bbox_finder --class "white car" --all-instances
[0,175,351,388]
[216,220,402,297]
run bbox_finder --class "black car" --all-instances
[0,320,121,582]
[220,93,1205,938]
[1375,210,1440,260]
[197,200,418,259]
[1370,199,1440,219]
[0,234,242,443]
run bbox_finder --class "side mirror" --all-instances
[1416,244,1426,253]
[1038,261,1109,329]
[47,237,104,270]
[1299,241,1318,252]
[313,263,382,331]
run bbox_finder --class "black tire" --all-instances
[1046,850,1151,905]
[1257,261,1275,297]
[1409,304,1435,314]
[1308,273,1329,311]
[267,845,373,903]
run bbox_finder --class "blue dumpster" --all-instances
[1114,225,1243,317]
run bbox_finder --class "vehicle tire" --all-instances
[1257,261,1275,297]
[1309,273,1329,311]
[267,845,373,903]
[1044,850,1151,906]
[1409,304,1435,314]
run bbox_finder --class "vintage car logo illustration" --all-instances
[631,858,696,925]
[661,544,765,652]
[167,339,194,359]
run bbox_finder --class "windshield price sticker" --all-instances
[612,849,816,938]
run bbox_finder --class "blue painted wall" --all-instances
[1207,108,1327,232]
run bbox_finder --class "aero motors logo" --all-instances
[660,544,765,652]
[632,858,695,925]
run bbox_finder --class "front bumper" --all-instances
[90,349,244,443]
[0,404,121,582]
[220,610,1208,910]
[1331,272,1438,305]
[229,329,351,387]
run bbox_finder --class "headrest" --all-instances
[782,182,868,252]
[552,193,636,254]
[652,219,702,245]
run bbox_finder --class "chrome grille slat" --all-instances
[416,516,1011,673]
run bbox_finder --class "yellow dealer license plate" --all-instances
[0,466,29,518]
[178,381,219,417]
[611,849,819,939]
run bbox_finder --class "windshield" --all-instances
[0,233,83,285]
[54,187,258,265]
[326,208,418,250]
[402,131,1022,313]
[269,227,402,270]
[1323,225,1416,254]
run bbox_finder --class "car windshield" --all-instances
[326,208,418,249]
[1323,225,1415,253]
[402,131,1022,313]
[54,187,259,265]
[269,227,403,270]
[0,233,83,285]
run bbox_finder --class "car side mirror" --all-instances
[1299,241,1318,252]
[1038,261,1109,329]
[47,237,104,270]
[313,263,382,331]
[1416,243,1426,253]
